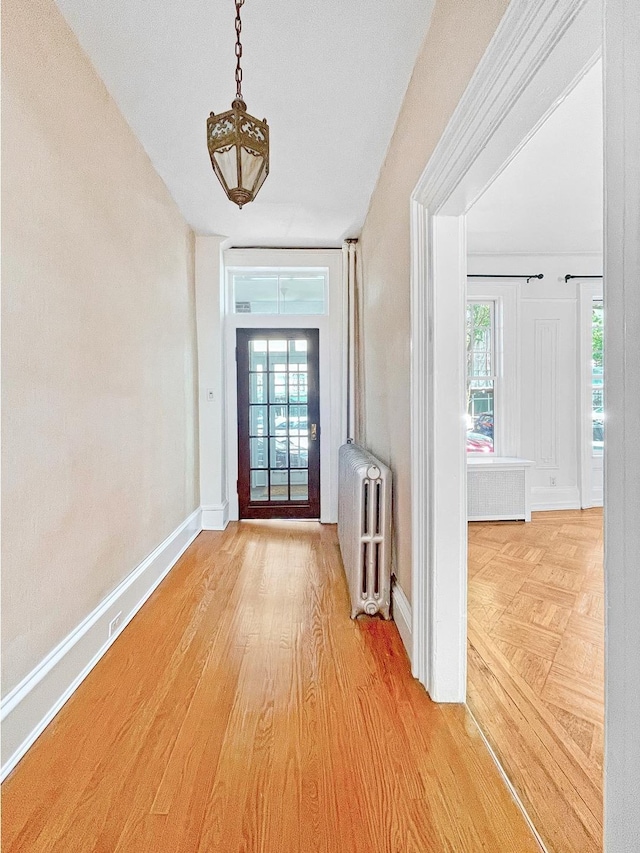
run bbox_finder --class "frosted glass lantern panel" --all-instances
[213,146,238,190]
[241,147,264,192]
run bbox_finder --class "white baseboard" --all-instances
[392,580,412,663]
[530,486,581,512]
[201,501,229,531]
[0,507,202,781]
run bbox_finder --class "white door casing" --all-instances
[223,249,345,524]
[603,0,640,846]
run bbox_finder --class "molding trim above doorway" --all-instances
[414,0,601,215]
[409,0,601,700]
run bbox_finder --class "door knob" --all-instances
[311,423,318,441]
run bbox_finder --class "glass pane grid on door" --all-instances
[247,337,310,504]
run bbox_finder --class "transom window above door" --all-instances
[232,269,327,315]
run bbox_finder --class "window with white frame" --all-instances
[231,269,327,315]
[591,299,603,454]
[466,301,496,454]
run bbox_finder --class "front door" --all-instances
[236,329,320,519]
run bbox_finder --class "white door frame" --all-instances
[223,248,345,524]
[410,0,602,701]
[602,0,640,846]
[411,0,640,845]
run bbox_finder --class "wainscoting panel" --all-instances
[534,319,559,469]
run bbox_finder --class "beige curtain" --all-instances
[343,239,365,445]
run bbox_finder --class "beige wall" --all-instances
[358,0,509,600]
[1,0,199,693]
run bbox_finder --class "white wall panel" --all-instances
[534,318,559,468]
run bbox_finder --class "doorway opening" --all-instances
[463,60,604,853]
[407,0,612,846]
[223,248,345,524]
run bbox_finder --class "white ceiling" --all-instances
[54,0,434,246]
[467,61,603,255]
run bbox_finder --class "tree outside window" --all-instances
[466,302,495,454]
[592,301,603,454]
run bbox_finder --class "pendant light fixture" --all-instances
[207,0,269,208]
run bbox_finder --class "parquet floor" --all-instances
[2,521,541,852]
[468,508,603,853]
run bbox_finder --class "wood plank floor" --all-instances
[2,521,541,852]
[468,509,603,853]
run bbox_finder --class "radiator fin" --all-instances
[338,443,392,620]
[362,481,369,536]
[361,542,368,597]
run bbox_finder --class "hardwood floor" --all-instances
[468,509,604,853]
[2,521,541,852]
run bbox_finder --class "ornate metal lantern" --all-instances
[207,0,269,208]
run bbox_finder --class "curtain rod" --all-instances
[227,246,343,251]
[467,273,544,283]
[564,274,603,283]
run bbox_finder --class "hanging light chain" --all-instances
[207,0,269,208]
[235,0,245,100]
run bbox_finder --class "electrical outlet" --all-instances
[550,476,557,487]
[108,612,122,637]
